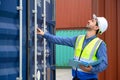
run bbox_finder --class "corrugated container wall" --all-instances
[56,0,92,29]
[92,0,120,80]
[0,0,27,80]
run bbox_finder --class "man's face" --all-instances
[86,19,99,31]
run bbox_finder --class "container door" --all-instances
[28,0,56,80]
[0,0,27,80]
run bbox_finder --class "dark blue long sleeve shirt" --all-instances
[43,32,108,79]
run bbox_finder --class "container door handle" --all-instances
[32,0,38,80]
[16,0,23,80]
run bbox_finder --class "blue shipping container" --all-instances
[0,0,55,80]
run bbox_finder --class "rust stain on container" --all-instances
[56,0,92,29]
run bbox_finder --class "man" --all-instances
[37,14,108,80]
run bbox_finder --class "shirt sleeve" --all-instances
[43,32,77,47]
[90,41,108,73]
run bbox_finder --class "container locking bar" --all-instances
[16,0,23,80]
[32,0,38,80]
[43,0,47,80]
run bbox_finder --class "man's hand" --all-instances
[79,65,92,72]
[37,28,44,35]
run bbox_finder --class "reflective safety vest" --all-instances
[74,35,103,63]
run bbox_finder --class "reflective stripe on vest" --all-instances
[74,35,102,62]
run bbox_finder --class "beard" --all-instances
[85,24,91,30]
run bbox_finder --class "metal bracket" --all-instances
[17,6,23,10]
[16,77,22,80]
[32,10,37,14]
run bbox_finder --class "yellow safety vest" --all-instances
[74,35,102,63]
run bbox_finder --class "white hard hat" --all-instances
[93,14,108,34]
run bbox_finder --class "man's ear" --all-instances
[95,26,99,31]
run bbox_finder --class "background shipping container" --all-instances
[56,29,86,67]
[56,0,92,29]
[92,0,120,80]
